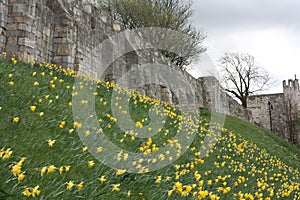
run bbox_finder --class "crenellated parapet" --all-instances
[247,76,300,142]
[283,77,300,94]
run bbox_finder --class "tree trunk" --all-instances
[241,97,247,108]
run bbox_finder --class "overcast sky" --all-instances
[188,0,300,94]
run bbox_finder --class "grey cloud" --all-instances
[192,0,300,31]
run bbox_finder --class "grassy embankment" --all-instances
[0,54,299,199]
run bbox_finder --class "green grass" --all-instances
[200,109,300,169]
[224,115,300,168]
[0,56,299,199]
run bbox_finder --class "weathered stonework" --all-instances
[248,78,300,142]
[1,0,298,143]
[0,0,253,121]
[0,0,120,69]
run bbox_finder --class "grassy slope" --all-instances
[0,57,299,199]
[200,109,300,169]
[224,115,300,168]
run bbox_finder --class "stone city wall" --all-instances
[0,0,252,124]
[248,79,300,142]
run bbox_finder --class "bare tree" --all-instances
[219,52,273,108]
[98,0,206,69]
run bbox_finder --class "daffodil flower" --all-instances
[67,181,74,190]
[98,176,107,183]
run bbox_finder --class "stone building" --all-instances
[248,77,300,142]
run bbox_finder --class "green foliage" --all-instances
[99,0,206,69]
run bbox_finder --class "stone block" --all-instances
[0,3,4,14]
[53,31,67,38]
[13,3,27,13]
[6,17,14,24]
[43,27,51,36]
[53,37,72,44]
[18,37,35,48]
[83,4,92,14]
[57,43,70,56]
[0,35,6,45]
[0,20,6,27]
[18,23,31,32]
[54,25,68,33]
[7,36,17,45]
[62,56,73,63]
[113,23,121,32]
[7,23,19,31]
[53,56,63,63]
[5,44,18,52]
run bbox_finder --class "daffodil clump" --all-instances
[0,52,299,199]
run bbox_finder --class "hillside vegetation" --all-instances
[0,54,299,199]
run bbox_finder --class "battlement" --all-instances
[283,76,299,92]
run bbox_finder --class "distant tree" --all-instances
[219,52,273,108]
[98,0,206,69]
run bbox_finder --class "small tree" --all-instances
[219,52,273,108]
[98,0,206,69]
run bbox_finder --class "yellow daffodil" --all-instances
[116,169,126,176]
[59,121,66,128]
[97,147,103,153]
[65,165,71,172]
[88,161,95,168]
[85,130,91,136]
[32,185,41,197]
[23,189,31,197]
[40,167,47,176]
[111,184,120,191]
[198,190,208,199]
[12,116,19,123]
[135,121,143,128]
[209,194,220,200]
[155,176,162,184]
[18,173,25,181]
[48,139,56,147]
[11,165,21,176]
[82,146,88,152]
[98,176,107,183]
[67,181,74,190]
[3,148,12,159]
[59,166,64,174]
[30,105,36,112]
[47,165,56,173]
[77,182,83,191]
